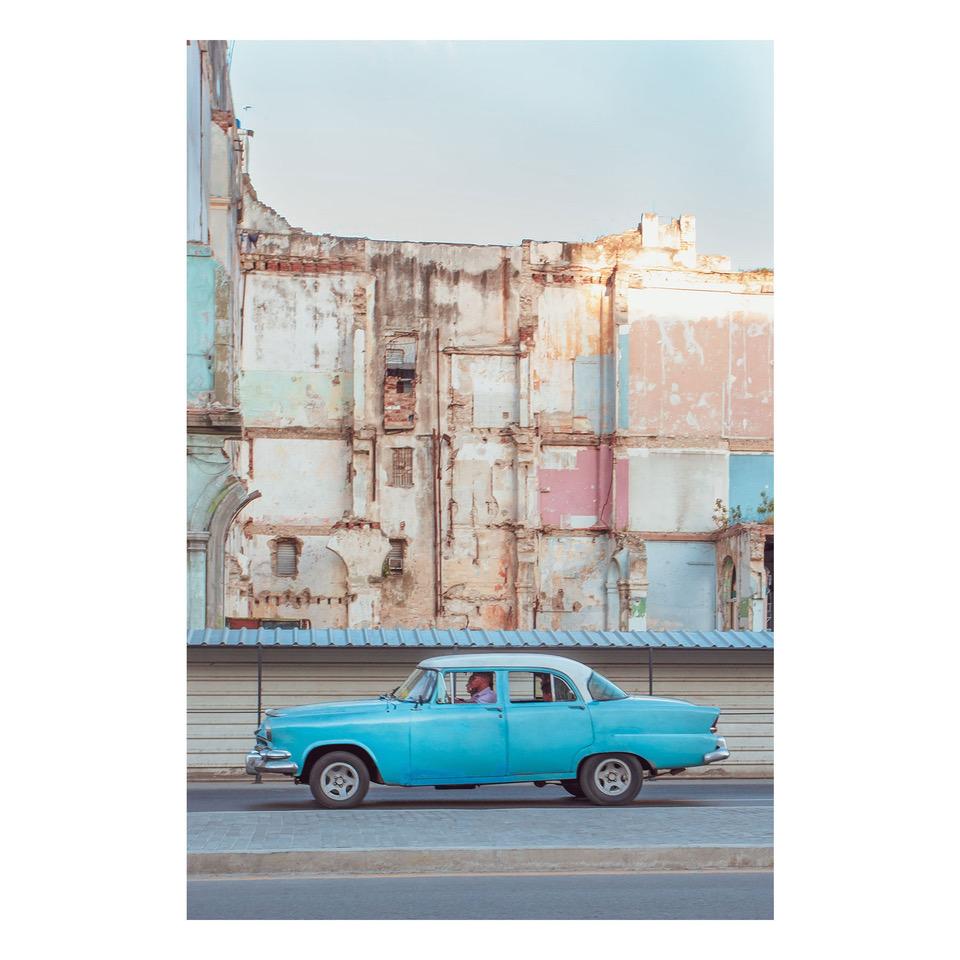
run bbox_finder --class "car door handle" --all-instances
[485,706,503,716]
[568,704,585,710]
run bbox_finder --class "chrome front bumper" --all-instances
[703,737,730,764]
[245,745,298,777]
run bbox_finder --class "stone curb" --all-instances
[188,845,773,877]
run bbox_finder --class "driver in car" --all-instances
[465,671,496,703]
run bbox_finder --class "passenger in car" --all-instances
[537,673,554,701]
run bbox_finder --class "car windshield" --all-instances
[587,671,628,701]
[394,667,438,702]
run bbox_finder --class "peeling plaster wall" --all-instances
[624,288,773,439]
[242,438,350,523]
[186,41,249,629]
[539,447,626,530]
[227,200,772,631]
[538,536,612,630]
[533,285,611,433]
[240,274,356,427]
[244,535,348,625]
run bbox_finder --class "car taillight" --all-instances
[710,714,719,733]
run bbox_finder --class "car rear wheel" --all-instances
[560,779,585,798]
[308,751,370,809]
[579,753,642,806]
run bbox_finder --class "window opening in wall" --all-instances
[386,539,405,575]
[390,448,414,487]
[384,339,417,430]
[274,540,298,577]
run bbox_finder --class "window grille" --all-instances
[391,448,413,487]
[275,540,297,577]
[387,539,405,575]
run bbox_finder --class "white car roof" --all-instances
[417,653,595,700]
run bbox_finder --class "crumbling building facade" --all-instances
[186,40,258,629]
[221,190,773,634]
[186,47,773,779]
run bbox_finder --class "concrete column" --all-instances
[346,579,380,628]
[513,432,540,629]
[622,536,649,631]
[350,437,374,520]
[747,526,768,631]
[187,532,210,628]
[515,529,539,630]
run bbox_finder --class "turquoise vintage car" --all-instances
[245,653,729,807]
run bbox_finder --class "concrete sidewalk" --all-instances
[188,804,773,876]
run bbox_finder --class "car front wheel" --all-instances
[308,751,370,809]
[579,754,642,806]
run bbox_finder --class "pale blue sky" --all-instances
[230,41,772,269]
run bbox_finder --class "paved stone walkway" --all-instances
[188,805,771,853]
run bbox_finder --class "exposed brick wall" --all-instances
[383,375,416,430]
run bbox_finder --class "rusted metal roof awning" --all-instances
[187,628,773,649]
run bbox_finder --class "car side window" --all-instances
[508,671,577,703]
[435,671,498,704]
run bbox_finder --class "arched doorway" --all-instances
[205,480,261,627]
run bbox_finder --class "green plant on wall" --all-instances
[757,490,774,523]
[712,499,743,529]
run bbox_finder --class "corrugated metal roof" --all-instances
[187,628,773,649]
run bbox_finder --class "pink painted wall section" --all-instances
[614,457,629,529]
[626,313,772,439]
[727,312,773,438]
[539,447,629,529]
[627,318,727,438]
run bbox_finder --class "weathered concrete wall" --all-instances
[225,195,773,631]
[239,273,358,427]
[645,541,717,631]
[538,535,614,630]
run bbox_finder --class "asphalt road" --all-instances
[187,779,772,812]
[187,870,773,919]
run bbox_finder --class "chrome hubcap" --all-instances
[593,759,631,796]
[321,762,359,800]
